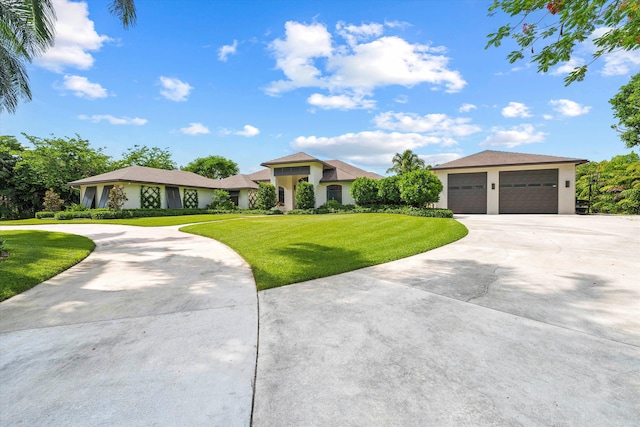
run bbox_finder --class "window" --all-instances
[278,186,285,204]
[326,185,342,203]
[97,185,113,208]
[82,186,96,208]
[229,191,240,206]
[274,166,311,176]
[166,187,182,208]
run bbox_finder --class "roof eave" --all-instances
[431,159,589,170]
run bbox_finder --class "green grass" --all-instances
[0,214,245,227]
[182,213,468,290]
[0,230,95,301]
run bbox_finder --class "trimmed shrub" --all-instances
[286,208,316,215]
[378,175,402,205]
[67,203,88,212]
[209,190,235,210]
[36,211,55,219]
[256,183,277,210]
[350,177,380,206]
[55,211,92,220]
[295,181,315,209]
[399,170,443,207]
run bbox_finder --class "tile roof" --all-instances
[261,152,332,167]
[321,160,382,182]
[431,150,588,170]
[247,168,271,182]
[68,166,222,189]
[215,174,259,190]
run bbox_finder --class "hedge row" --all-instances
[35,207,284,220]
[287,204,453,218]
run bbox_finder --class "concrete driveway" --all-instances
[0,224,257,426]
[254,215,640,426]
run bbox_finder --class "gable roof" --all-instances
[321,160,382,182]
[247,168,271,182]
[431,150,588,170]
[68,165,221,189]
[261,152,332,168]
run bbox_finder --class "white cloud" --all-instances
[78,114,147,125]
[458,103,477,113]
[549,99,591,117]
[266,21,466,97]
[551,58,586,76]
[480,124,546,148]
[235,125,260,137]
[394,94,409,104]
[35,0,111,72]
[589,27,640,76]
[159,76,193,102]
[307,93,376,110]
[374,111,481,138]
[543,114,554,120]
[218,40,238,62]
[502,102,531,118]
[60,75,107,98]
[180,122,210,135]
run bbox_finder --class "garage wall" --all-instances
[434,163,578,214]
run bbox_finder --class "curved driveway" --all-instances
[1,215,639,426]
[0,224,257,426]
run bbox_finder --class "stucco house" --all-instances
[431,150,588,214]
[68,153,381,211]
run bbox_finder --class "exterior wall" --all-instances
[79,183,218,210]
[316,182,354,206]
[237,189,250,209]
[269,161,325,210]
[434,163,578,214]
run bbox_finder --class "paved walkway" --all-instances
[0,224,257,426]
[1,216,639,426]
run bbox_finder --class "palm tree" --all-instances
[0,0,136,114]
[386,149,426,175]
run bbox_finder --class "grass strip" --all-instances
[0,230,95,301]
[182,213,468,291]
[0,214,245,227]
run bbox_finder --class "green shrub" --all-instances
[55,211,92,220]
[0,237,5,253]
[350,177,380,205]
[239,209,283,215]
[286,208,316,215]
[209,190,236,210]
[36,211,55,219]
[378,175,402,205]
[42,189,64,212]
[399,170,443,207]
[67,203,88,212]
[295,181,315,209]
[324,199,342,210]
[256,182,277,210]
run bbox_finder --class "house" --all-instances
[68,153,381,211]
[431,150,588,214]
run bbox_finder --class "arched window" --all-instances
[326,185,342,204]
[278,186,285,204]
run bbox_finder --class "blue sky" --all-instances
[3,0,639,175]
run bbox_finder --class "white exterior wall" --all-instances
[269,162,325,210]
[316,182,354,206]
[434,163,578,214]
[238,189,250,209]
[79,183,219,209]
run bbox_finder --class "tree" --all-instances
[387,150,426,175]
[610,72,640,148]
[486,0,640,85]
[182,155,239,179]
[114,145,176,170]
[42,188,63,211]
[295,181,315,209]
[256,182,277,210]
[1,0,136,114]
[350,177,380,206]
[398,170,443,207]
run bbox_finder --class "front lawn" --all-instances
[0,213,245,227]
[182,213,468,290]
[0,230,95,301]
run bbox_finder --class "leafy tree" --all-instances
[610,72,640,148]
[107,184,127,210]
[209,189,235,210]
[378,175,402,205]
[350,177,380,206]
[114,145,176,170]
[42,188,63,211]
[256,182,277,210]
[486,0,640,85]
[1,0,136,114]
[387,149,426,175]
[398,170,443,207]
[295,181,315,209]
[576,152,640,214]
[182,155,239,179]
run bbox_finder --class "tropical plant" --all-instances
[107,184,127,210]
[610,72,640,148]
[387,149,426,175]
[350,177,380,206]
[182,155,239,179]
[1,0,136,114]
[486,0,640,85]
[295,181,315,209]
[256,182,277,210]
[398,169,443,207]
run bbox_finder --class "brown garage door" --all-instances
[499,169,558,214]
[448,172,487,214]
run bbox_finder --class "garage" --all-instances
[447,172,487,214]
[499,169,558,214]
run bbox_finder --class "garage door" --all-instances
[448,172,487,214]
[499,169,558,214]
